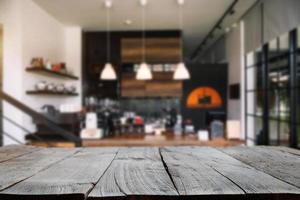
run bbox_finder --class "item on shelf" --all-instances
[66,85,76,93]
[152,64,164,72]
[35,81,47,91]
[164,64,176,72]
[184,119,195,134]
[52,63,66,73]
[134,116,143,125]
[210,120,224,139]
[45,60,52,70]
[51,64,61,72]
[46,83,55,92]
[198,130,209,141]
[31,57,44,68]
[120,117,127,125]
[85,112,98,129]
[174,115,183,135]
[55,84,65,93]
[185,125,195,134]
[144,124,154,134]
[60,63,67,73]
[41,105,57,116]
[80,128,103,139]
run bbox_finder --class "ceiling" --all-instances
[33,0,257,58]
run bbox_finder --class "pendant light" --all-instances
[136,0,152,80]
[100,0,117,80]
[173,0,190,80]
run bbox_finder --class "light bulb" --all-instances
[136,62,152,80]
[173,62,190,80]
[100,63,117,80]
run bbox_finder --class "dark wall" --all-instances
[82,30,181,101]
[82,32,121,100]
[82,31,228,130]
[181,63,228,130]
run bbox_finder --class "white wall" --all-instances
[64,27,82,107]
[225,23,242,139]
[0,25,3,84]
[226,24,241,120]
[0,0,24,145]
[0,23,3,145]
[0,0,82,145]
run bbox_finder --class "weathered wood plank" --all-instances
[0,148,77,191]
[267,146,300,157]
[0,145,40,163]
[160,148,245,195]
[222,146,300,188]
[88,147,178,199]
[0,148,118,200]
[164,147,300,195]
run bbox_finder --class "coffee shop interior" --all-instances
[0,0,299,148]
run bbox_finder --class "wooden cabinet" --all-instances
[121,72,182,97]
[121,38,181,63]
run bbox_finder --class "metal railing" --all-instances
[0,91,81,147]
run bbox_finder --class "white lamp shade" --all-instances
[100,63,117,80]
[173,62,190,80]
[136,62,152,80]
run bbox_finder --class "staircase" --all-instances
[0,91,82,147]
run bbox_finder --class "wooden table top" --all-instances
[0,145,299,200]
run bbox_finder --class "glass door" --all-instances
[267,33,290,146]
[245,48,263,145]
[245,28,300,148]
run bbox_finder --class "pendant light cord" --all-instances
[142,3,146,63]
[106,3,111,63]
[179,3,184,62]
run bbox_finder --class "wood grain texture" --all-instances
[164,147,300,194]
[160,148,245,195]
[0,148,118,200]
[0,146,299,200]
[0,145,39,163]
[0,148,77,191]
[88,147,178,199]
[222,146,300,188]
[267,146,300,156]
[121,38,181,63]
[121,72,182,97]
[146,81,182,97]
[121,74,146,97]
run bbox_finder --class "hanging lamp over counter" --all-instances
[100,0,117,80]
[173,0,190,80]
[136,0,152,80]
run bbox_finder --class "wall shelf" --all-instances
[26,90,78,96]
[26,67,79,80]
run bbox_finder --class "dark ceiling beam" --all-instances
[190,0,239,60]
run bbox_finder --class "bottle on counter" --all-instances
[174,115,182,136]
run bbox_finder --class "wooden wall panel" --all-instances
[146,81,182,97]
[121,38,181,63]
[121,74,146,97]
[121,72,182,97]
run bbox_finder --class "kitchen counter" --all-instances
[82,132,243,147]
